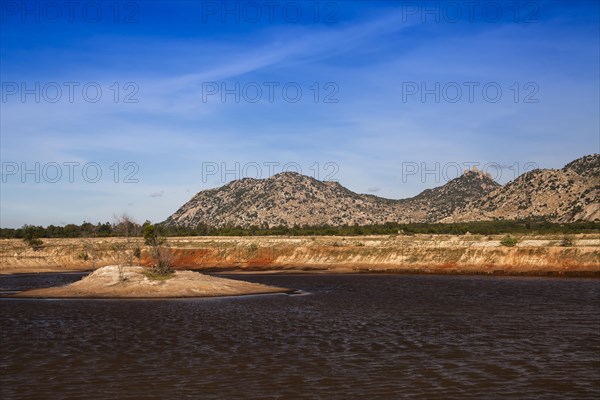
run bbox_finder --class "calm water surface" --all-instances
[1,272,599,399]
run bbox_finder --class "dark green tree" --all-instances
[143,221,173,275]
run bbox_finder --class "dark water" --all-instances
[1,273,599,399]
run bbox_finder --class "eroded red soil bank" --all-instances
[2,235,598,276]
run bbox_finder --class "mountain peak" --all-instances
[269,171,315,182]
[462,166,494,180]
[447,154,600,222]
[409,168,500,221]
[562,154,600,177]
[271,171,303,178]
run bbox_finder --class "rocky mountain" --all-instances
[445,154,599,223]
[165,173,395,228]
[407,168,501,222]
[163,167,500,228]
[164,154,598,228]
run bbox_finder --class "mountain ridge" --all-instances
[164,154,599,228]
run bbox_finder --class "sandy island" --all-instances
[13,265,291,298]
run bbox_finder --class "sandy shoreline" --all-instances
[1,234,599,277]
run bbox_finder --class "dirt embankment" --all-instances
[1,234,599,276]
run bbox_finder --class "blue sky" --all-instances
[1,0,599,228]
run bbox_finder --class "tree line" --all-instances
[2,219,599,240]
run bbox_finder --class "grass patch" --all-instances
[500,236,519,247]
[143,270,175,281]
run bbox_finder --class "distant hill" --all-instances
[163,154,599,228]
[444,154,600,223]
[406,168,501,222]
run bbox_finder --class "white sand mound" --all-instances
[15,265,289,298]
